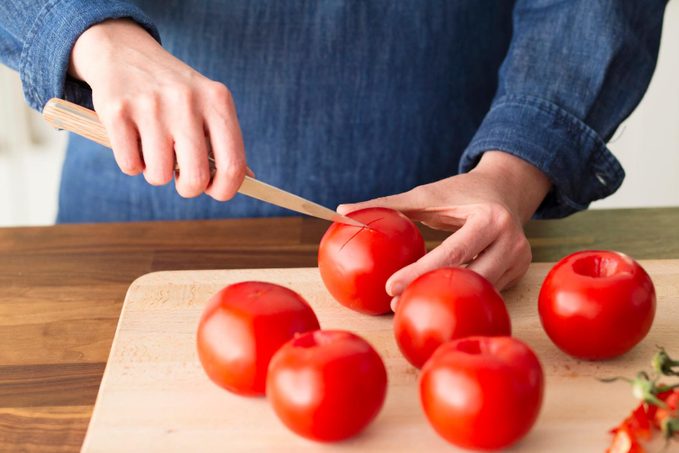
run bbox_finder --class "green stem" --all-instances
[631,372,668,408]
[598,376,633,384]
[657,383,679,393]
[653,347,679,377]
[661,416,679,440]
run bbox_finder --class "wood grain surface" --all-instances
[83,263,679,452]
[1,208,679,452]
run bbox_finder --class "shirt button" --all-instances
[595,172,608,186]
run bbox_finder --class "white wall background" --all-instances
[592,1,679,209]
[0,3,678,226]
[0,70,66,226]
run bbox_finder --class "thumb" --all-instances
[337,191,418,216]
[386,218,490,297]
[385,246,452,298]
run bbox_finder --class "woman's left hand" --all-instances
[337,151,551,311]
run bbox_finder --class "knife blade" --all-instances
[239,176,365,227]
[42,98,366,228]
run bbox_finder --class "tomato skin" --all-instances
[266,330,387,441]
[318,207,426,315]
[538,250,656,360]
[394,267,511,368]
[196,282,319,396]
[420,337,544,450]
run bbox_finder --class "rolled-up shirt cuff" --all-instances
[459,94,625,219]
[19,0,160,111]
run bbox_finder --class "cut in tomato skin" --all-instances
[318,207,426,315]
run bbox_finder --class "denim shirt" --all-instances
[0,1,666,222]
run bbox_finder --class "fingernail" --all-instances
[389,282,404,296]
[336,204,348,214]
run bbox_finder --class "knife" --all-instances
[42,98,365,228]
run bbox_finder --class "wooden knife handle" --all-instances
[43,98,112,148]
[42,98,216,174]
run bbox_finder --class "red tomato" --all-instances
[197,282,319,396]
[266,330,387,441]
[420,336,544,450]
[538,250,656,360]
[394,267,511,368]
[318,207,426,315]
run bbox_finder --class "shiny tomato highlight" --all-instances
[266,330,387,441]
[420,336,544,450]
[318,207,426,315]
[394,267,511,368]
[196,282,319,396]
[538,250,656,360]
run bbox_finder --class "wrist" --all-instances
[472,150,551,223]
[69,18,159,86]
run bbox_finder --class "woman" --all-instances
[0,1,666,302]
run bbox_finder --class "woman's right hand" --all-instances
[69,18,248,201]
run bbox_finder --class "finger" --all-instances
[412,205,471,231]
[466,245,507,287]
[467,236,530,289]
[495,242,531,291]
[135,104,174,186]
[173,100,211,198]
[340,197,474,232]
[105,112,143,176]
[204,99,246,201]
[206,115,247,201]
[496,271,523,292]
[390,296,399,313]
[385,216,496,296]
[337,189,422,216]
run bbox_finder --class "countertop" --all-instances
[1,207,678,452]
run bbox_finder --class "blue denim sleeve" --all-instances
[458,0,667,218]
[0,0,159,111]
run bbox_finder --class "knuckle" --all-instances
[487,202,513,229]
[105,99,131,121]
[179,172,210,197]
[117,156,141,175]
[176,182,200,198]
[510,234,532,264]
[145,169,173,186]
[212,166,243,201]
[224,159,246,180]
[519,237,533,263]
[207,82,232,104]
[137,93,160,113]
[208,185,236,202]
[175,187,194,199]
[170,85,195,107]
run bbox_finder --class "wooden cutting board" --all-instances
[82,262,679,452]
